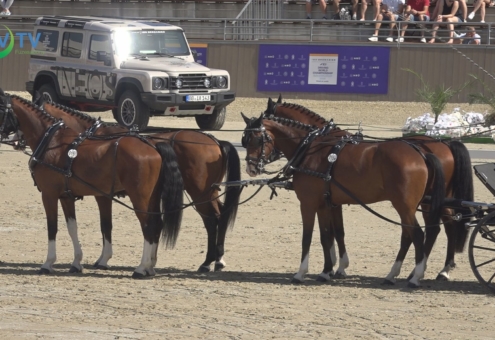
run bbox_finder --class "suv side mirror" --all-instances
[96,51,112,66]
[191,50,198,62]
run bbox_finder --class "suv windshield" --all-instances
[114,29,190,58]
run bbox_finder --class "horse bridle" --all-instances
[242,121,273,173]
[0,94,19,139]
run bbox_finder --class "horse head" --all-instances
[241,112,275,177]
[0,91,19,139]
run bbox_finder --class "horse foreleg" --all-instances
[60,198,83,273]
[292,204,316,283]
[40,193,59,274]
[93,196,113,270]
[332,205,349,279]
[316,209,334,282]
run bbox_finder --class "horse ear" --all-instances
[267,97,273,112]
[33,91,43,106]
[253,113,264,127]
[241,112,250,124]
[277,93,282,104]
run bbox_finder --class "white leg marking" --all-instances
[336,252,349,277]
[385,260,403,283]
[438,260,455,280]
[66,218,83,271]
[151,242,158,268]
[409,256,427,287]
[97,237,113,268]
[330,244,337,268]
[293,254,309,282]
[41,240,57,272]
[135,240,154,276]
[318,271,332,281]
[215,256,226,267]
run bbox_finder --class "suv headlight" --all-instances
[152,77,168,90]
[213,76,227,88]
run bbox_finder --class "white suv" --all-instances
[25,16,235,130]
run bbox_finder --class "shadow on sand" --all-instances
[0,260,491,295]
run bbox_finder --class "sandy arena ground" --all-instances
[1,93,495,339]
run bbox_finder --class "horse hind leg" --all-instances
[316,207,334,282]
[405,204,442,281]
[436,210,458,281]
[384,230,412,285]
[198,214,219,273]
[93,196,113,270]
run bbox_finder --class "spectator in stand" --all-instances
[368,0,406,41]
[0,0,13,16]
[351,0,368,20]
[306,0,329,19]
[454,26,481,44]
[428,0,464,44]
[431,0,467,21]
[468,0,495,23]
[396,0,430,43]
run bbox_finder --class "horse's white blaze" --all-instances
[135,240,154,276]
[336,252,349,277]
[41,240,57,272]
[330,244,337,267]
[66,218,83,270]
[293,254,309,282]
[385,260,403,283]
[409,256,427,287]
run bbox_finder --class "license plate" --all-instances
[186,95,211,102]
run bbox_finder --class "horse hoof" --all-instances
[407,281,420,289]
[69,266,82,274]
[132,271,147,279]
[291,278,303,284]
[406,274,413,281]
[333,272,346,280]
[214,263,225,272]
[197,265,211,273]
[95,265,109,270]
[93,261,99,268]
[316,275,329,282]
[38,268,51,275]
[436,273,449,281]
[381,279,395,286]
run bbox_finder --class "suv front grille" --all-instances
[171,73,208,90]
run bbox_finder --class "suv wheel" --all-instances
[38,84,60,104]
[116,90,150,131]
[195,107,226,130]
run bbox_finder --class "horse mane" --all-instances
[11,94,59,124]
[265,115,317,132]
[47,102,121,128]
[281,102,328,125]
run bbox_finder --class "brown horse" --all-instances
[0,90,184,278]
[39,100,241,272]
[266,95,473,283]
[241,113,446,287]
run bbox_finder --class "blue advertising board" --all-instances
[190,43,208,66]
[257,45,390,94]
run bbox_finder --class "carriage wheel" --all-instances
[468,210,495,294]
